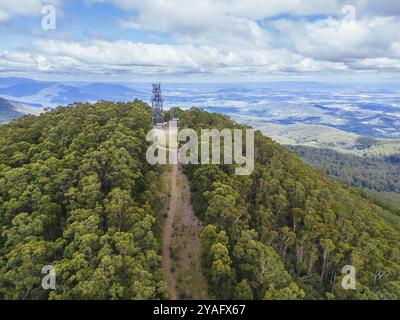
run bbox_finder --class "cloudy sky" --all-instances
[0,0,400,82]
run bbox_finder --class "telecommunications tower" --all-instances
[151,83,164,125]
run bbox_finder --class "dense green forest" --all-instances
[289,146,400,193]
[1,101,400,300]
[288,145,400,216]
[172,108,400,300]
[0,101,167,299]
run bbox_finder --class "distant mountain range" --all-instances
[0,77,152,123]
[0,97,43,124]
[1,77,400,144]
[0,77,148,110]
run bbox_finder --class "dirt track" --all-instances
[162,164,209,299]
[162,164,178,300]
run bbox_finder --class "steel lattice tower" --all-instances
[151,83,164,125]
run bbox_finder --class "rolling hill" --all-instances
[0,97,43,124]
[254,122,400,157]
[0,77,147,110]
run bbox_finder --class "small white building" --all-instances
[154,122,168,129]
[169,118,180,128]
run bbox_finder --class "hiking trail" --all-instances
[162,163,209,299]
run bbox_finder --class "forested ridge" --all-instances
[288,145,400,217]
[173,108,400,300]
[289,145,400,194]
[0,101,400,300]
[0,101,167,299]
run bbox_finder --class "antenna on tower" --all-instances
[151,83,164,126]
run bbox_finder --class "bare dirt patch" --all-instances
[162,164,210,300]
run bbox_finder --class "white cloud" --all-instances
[100,0,341,19]
[0,0,60,22]
[351,57,400,70]
[113,0,341,49]
[88,0,400,73]
[348,0,400,17]
[0,39,348,77]
[2,0,400,78]
[271,14,400,65]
